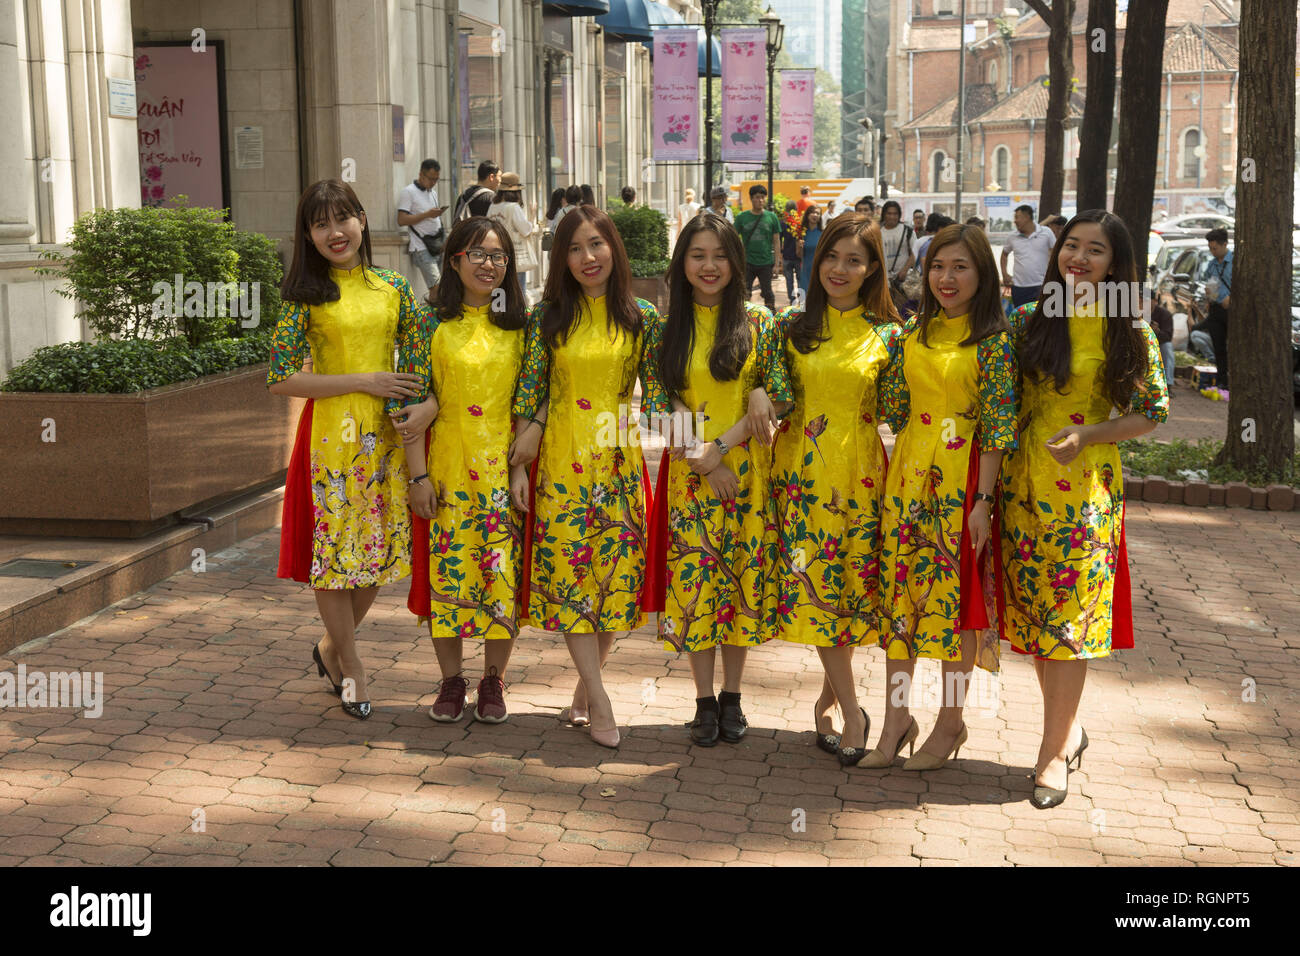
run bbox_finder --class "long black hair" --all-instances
[914,223,1008,347]
[433,216,526,331]
[545,188,565,220]
[661,215,752,396]
[540,205,642,349]
[1020,209,1150,411]
[788,213,898,354]
[281,179,376,305]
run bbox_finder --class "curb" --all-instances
[1123,472,1299,511]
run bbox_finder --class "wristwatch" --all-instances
[972,491,995,504]
[713,437,729,456]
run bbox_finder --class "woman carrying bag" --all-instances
[487,172,539,299]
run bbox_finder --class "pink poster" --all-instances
[779,70,815,172]
[720,28,767,164]
[652,28,699,162]
[134,46,224,209]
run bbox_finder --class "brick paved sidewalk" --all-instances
[0,503,1296,867]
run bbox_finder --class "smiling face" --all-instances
[927,239,979,318]
[818,235,877,308]
[451,229,506,305]
[567,220,613,296]
[683,229,732,305]
[1058,221,1114,293]
[309,207,366,270]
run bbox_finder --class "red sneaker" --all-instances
[475,667,508,723]
[429,674,468,722]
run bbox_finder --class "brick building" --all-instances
[882,0,1240,223]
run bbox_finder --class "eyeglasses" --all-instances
[455,248,509,267]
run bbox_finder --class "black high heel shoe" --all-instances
[812,702,841,754]
[1031,727,1088,809]
[340,698,372,720]
[836,708,871,767]
[312,644,342,697]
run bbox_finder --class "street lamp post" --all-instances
[759,7,784,203]
[703,0,720,192]
[956,0,968,221]
[1198,3,1208,188]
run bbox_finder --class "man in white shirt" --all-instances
[397,159,447,294]
[1000,204,1055,307]
[676,188,702,233]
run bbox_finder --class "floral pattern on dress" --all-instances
[998,302,1169,659]
[643,302,793,652]
[268,265,429,589]
[767,305,903,646]
[877,312,1018,672]
[511,296,658,633]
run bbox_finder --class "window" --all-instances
[1182,127,1203,181]
[993,145,1010,189]
[931,149,949,191]
[457,18,504,186]
[604,76,625,202]
[936,1,955,14]
[548,54,575,182]
[1014,54,1024,86]
[986,60,998,88]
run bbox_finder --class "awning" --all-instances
[646,25,722,78]
[596,0,655,43]
[543,0,611,17]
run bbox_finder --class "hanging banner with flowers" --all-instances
[720,28,767,164]
[652,28,699,161]
[779,70,815,172]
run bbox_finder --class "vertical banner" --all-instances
[653,28,699,161]
[720,27,767,164]
[778,70,815,171]
[134,46,224,208]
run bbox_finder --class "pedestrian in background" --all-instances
[705,186,734,224]
[1000,204,1055,308]
[797,205,822,300]
[879,200,916,312]
[855,196,876,220]
[545,188,565,226]
[620,186,636,205]
[735,184,782,313]
[914,212,955,276]
[677,188,702,233]
[1201,227,1232,389]
[796,184,814,215]
[911,209,927,238]
[397,158,447,296]
[780,200,802,306]
[454,161,499,220]
[487,172,537,298]
[580,184,596,206]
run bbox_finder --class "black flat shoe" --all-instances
[718,698,748,743]
[836,707,872,767]
[689,705,720,747]
[812,702,840,754]
[341,699,372,720]
[312,644,342,697]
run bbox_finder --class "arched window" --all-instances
[1181,127,1203,180]
[931,149,949,192]
[1014,54,1024,86]
[987,60,999,88]
[993,145,1010,189]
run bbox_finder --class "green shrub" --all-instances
[628,258,672,279]
[1,330,273,394]
[35,200,282,347]
[228,228,283,336]
[609,203,668,271]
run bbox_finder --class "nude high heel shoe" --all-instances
[901,723,967,771]
[857,717,919,769]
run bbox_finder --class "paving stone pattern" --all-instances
[0,503,1297,867]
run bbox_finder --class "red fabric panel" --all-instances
[956,435,990,631]
[276,399,314,584]
[406,428,432,618]
[641,450,670,613]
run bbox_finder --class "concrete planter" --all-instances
[0,363,303,537]
[630,276,669,315]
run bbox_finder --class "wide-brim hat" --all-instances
[499,172,523,189]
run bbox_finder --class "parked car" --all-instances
[1150,238,1213,295]
[1151,213,1235,241]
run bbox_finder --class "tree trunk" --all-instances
[1076,0,1116,210]
[1217,0,1296,479]
[1026,0,1075,217]
[1112,0,1168,279]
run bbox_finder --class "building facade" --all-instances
[1,0,702,375]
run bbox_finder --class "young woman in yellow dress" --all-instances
[869,224,1018,769]
[998,210,1168,808]
[268,179,429,720]
[770,213,903,766]
[642,214,793,746]
[508,205,659,748]
[388,217,530,724]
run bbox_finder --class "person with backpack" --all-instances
[454,161,500,221]
[879,200,916,314]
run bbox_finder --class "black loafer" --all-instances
[689,708,720,747]
[718,700,748,743]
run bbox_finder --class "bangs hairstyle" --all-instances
[916,224,1008,347]
[661,215,752,396]
[282,179,375,305]
[434,216,526,331]
[1020,209,1150,411]
[789,213,898,354]
[540,205,642,349]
